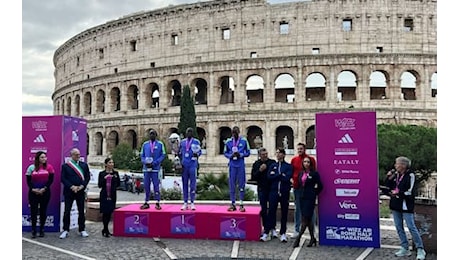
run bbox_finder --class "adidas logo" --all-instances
[338,133,353,143]
[34,134,45,143]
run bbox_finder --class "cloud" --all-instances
[22,0,290,116]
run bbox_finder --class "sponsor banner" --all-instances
[22,116,87,232]
[316,111,380,248]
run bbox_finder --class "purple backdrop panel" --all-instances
[63,116,87,163]
[22,116,63,232]
[316,111,380,248]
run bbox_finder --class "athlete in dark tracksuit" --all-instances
[250,147,276,237]
[265,148,293,242]
[224,126,250,212]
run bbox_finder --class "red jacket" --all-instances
[290,154,317,189]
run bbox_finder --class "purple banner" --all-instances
[124,213,149,234]
[220,217,246,240]
[22,116,87,232]
[316,111,380,248]
[171,213,196,234]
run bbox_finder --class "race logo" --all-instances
[334,118,356,130]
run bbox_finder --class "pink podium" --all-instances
[113,204,262,241]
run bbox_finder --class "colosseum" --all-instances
[51,0,437,171]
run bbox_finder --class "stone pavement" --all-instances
[22,186,437,260]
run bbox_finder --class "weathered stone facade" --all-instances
[51,0,437,167]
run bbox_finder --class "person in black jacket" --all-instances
[250,147,276,241]
[263,148,293,243]
[292,157,323,248]
[385,156,426,260]
[59,148,91,239]
[98,158,120,237]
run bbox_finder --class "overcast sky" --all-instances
[21,0,296,116]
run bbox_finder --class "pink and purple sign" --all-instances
[124,213,149,234]
[316,111,380,248]
[22,115,87,232]
[171,213,196,234]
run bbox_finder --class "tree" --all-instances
[377,124,437,184]
[177,85,197,137]
[111,142,141,171]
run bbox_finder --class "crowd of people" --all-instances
[23,126,426,259]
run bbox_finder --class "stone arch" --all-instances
[87,133,90,156]
[169,80,182,107]
[246,125,263,150]
[95,132,103,156]
[219,76,235,104]
[197,127,207,149]
[147,82,160,108]
[192,78,208,105]
[400,71,418,100]
[83,91,92,115]
[74,94,81,116]
[369,70,389,100]
[275,125,294,153]
[60,98,65,115]
[125,129,138,150]
[66,96,72,115]
[305,72,326,101]
[110,87,121,111]
[127,84,139,109]
[246,75,264,103]
[337,70,357,101]
[107,130,120,155]
[56,100,60,114]
[305,125,316,150]
[218,126,232,155]
[274,73,295,103]
[431,72,437,98]
[96,89,105,113]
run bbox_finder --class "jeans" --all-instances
[293,189,301,233]
[392,210,424,250]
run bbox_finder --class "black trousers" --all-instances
[28,191,50,231]
[62,191,86,232]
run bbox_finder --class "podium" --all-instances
[113,204,262,241]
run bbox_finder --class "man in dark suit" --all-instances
[59,148,91,239]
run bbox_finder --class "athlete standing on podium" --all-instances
[224,126,251,212]
[178,127,202,211]
[140,129,166,210]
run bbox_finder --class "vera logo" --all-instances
[338,133,353,143]
[34,134,45,143]
[334,118,356,130]
[339,200,358,209]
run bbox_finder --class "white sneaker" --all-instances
[280,233,288,243]
[80,230,89,237]
[59,230,69,239]
[271,229,278,238]
[416,248,426,260]
[260,233,269,242]
[290,231,299,239]
[190,203,196,210]
[395,247,411,257]
[181,203,187,210]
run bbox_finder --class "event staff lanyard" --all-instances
[186,138,193,152]
[302,171,310,186]
[150,140,157,154]
[396,173,404,186]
